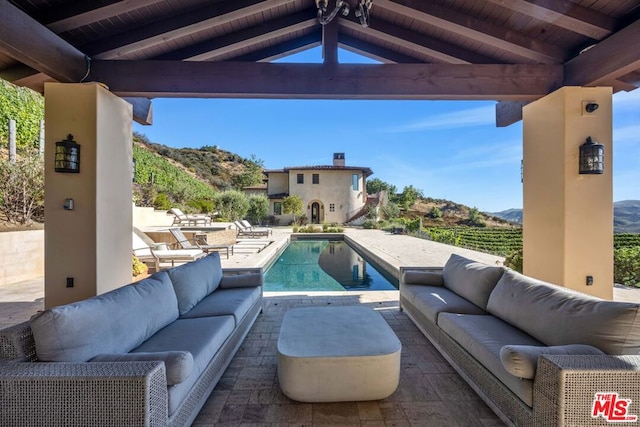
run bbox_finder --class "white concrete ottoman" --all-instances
[277,306,401,402]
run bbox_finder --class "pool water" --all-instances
[264,240,398,291]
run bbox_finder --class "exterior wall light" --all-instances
[54,134,80,173]
[579,136,604,174]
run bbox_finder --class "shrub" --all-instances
[0,153,44,224]
[246,194,269,225]
[132,256,149,276]
[153,193,172,210]
[188,198,214,214]
[213,190,249,221]
[427,206,443,219]
[467,207,486,227]
[504,249,523,273]
[380,202,400,220]
[614,246,640,287]
[282,195,304,225]
[362,219,377,229]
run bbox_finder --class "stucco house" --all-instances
[264,153,374,225]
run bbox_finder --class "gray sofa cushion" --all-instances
[180,287,262,325]
[487,269,640,355]
[133,316,235,416]
[402,270,444,286]
[406,285,487,324]
[442,254,505,310]
[219,273,264,289]
[438,313,543,406]
[169,253,223,315]
[30,271,179,362]
[500,344,605,380]
[91,351,194,385]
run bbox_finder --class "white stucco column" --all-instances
[44,83,133,308]
[522,86,613,299]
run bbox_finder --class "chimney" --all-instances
[333,152,345,167]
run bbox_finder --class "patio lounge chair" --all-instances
[132,227,206,271]
[168,208,211,226]
[234,220,270,238]
[241,220,272,236]
[168,227,234,259]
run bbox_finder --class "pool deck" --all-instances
[1,228,639,426]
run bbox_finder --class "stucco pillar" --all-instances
[44,83,133,308]
[522,86,613,299]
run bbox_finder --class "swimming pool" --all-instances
[264,240,398,291]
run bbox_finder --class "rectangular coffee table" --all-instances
[277,306,401,402]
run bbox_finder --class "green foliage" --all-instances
[246,194,269,224]
[322,222,343,233]
[396,185,423,207]
[132,256,149,276]
[467,207,487,227]
[614,234,640,249]
[379,202,400,220]
[0,79,44,149]
[366,178,396,195]
[213,190,249,221]
[232,154,265,189]
[188,198,214,214]
[614,246,640,287]
[362,219,378,229]
[504,249,523,273]
[427,228,460,246]
[427,206,443,219]
[395,216,421,232]
[0,153,44,224]
[282,194,304,224]
[153,193,172,210]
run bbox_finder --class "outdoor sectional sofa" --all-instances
[400,254,640,427]
[0,252,263,427]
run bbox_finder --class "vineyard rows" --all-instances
[425,227,640,257]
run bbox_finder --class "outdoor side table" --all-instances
[277,306,401,402]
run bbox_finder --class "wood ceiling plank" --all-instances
[374,0,566,63]
[89,60,563,100]
[338,35,423,64]
[495,100,528,127]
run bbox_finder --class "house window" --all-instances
[297,174,304,184]
[352,174,359,190]
[273,202,282,215]
[329,203,335,212]
[312,173,319,184]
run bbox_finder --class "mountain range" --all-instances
[490,200,640,233]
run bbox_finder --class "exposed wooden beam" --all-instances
[339,35,422,64]
[495,101,529,127]
[483,0,615,40]
[564,19,640,86]
[618,71,640,87]
[47,0,166,33]
[122,97,153,126]
[89,60,563,100]
[340,17,497,64]
[0,0,88,83]
[230,32,322,62]
[374,0,565,63]
[89,0,295,59]
[0,63,39,81]
[322,16,339,65]
[155,10,318,61]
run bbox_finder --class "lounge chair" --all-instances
[241,220,272,236]
[132,227,206,271]
[168,208,211,226]
[168,227,234,259]
[234,220,271,238]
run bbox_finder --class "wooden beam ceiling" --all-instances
[230,32,322,62]
[338,36,423,64]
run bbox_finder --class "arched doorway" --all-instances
[311,202,321,224]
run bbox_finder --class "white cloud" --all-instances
[613,124,640,146]
[383,105,495,133]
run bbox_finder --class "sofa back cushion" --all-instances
[487,269,640,355]
[30,271,179,362]
[168,252,223,316]
[442,254,505,310]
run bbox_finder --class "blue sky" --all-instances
[134,48,640,212]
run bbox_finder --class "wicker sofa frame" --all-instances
[399,266,640,427]
[0,266,263,427]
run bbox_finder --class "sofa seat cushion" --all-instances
[132,316,235,416]
[30,271,179,362]
[487,269,640,355]
[438,313,543,406]
[402,270,444,286]
[500,344,605,379]
[404,285,487,324]
[442,254,505,311]
[168,253,224,316]
[91,351,194,386]
[180,287,261,325]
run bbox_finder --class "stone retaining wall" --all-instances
[0,230,44,285]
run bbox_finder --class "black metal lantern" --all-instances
[579,136,604,175]
[54,134,80,173]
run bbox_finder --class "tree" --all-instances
[467,207,486,227]
[232,155,265,189]
[0,152,44,224]
[246,194,269,225]
[427,206,443,219]
[380,201,400,220]
[282,195,304,225]
[213,190,249,221]
[399,185,423,207]
[366,178,395,195]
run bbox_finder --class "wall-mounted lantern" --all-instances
[54,134,80,173]
[579,136,604,175]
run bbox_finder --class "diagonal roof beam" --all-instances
[483,0,616,40]
[155,10,318,61]
[339,35,423,64]
[88,0,295,59]
[46,0,166,33]
[89,60,563,100]
[0,0,88,83]
[230,31,322,62]
[340,17,497,64]
[564,19,640,86]
[374,0,565,63]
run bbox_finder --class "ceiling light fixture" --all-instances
[316,0,372,27]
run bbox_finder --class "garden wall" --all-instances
[0,230,44,285]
